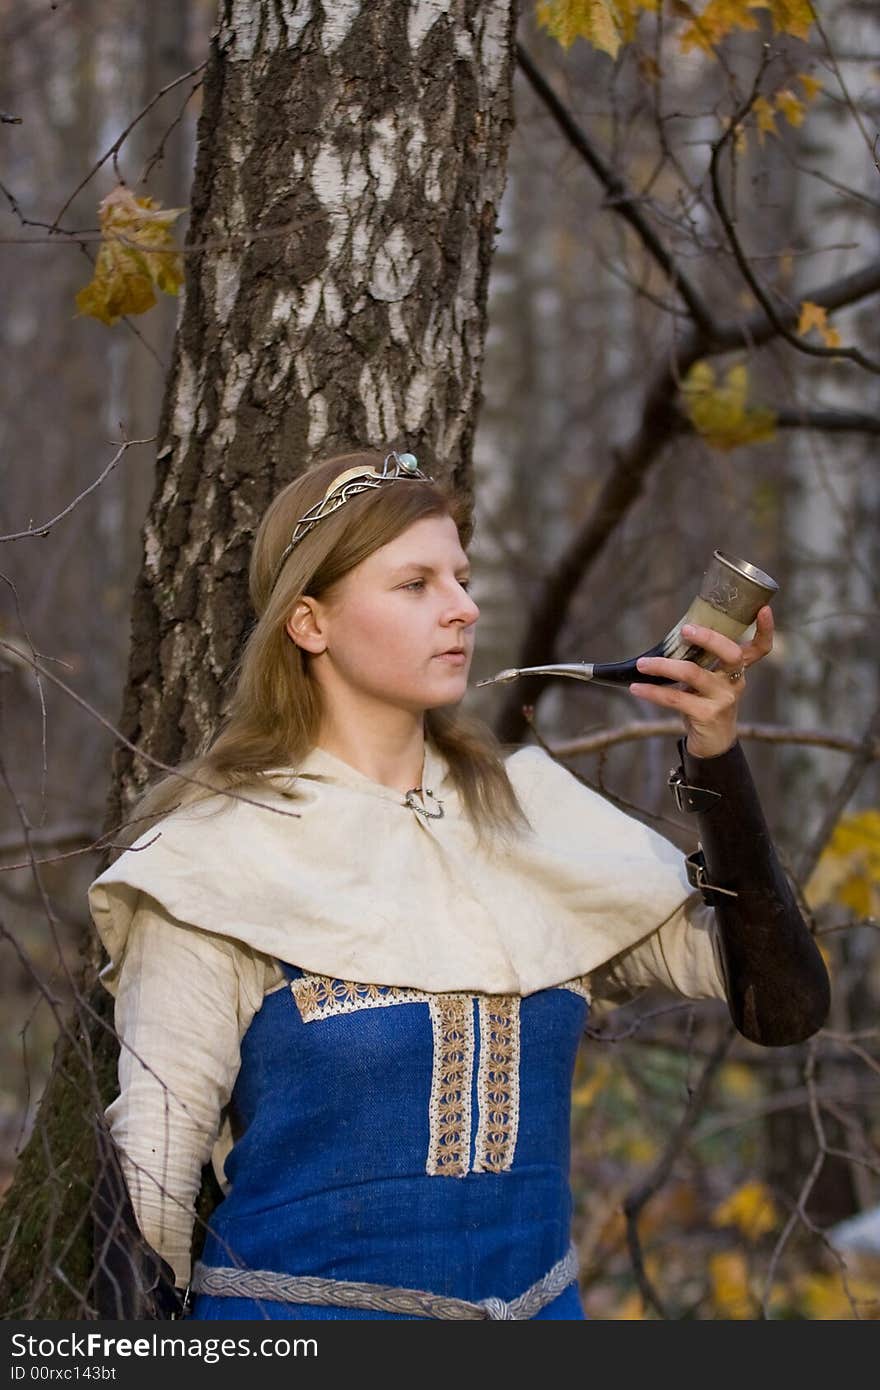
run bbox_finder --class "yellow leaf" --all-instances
[621,1134,659,1163]
[709,1251,754,1318]
[678,0,759,54]
[711,1180,780,1242]
[572,1060,611,1107]
[805,810,880,918]
[795,1270,880,1320]
[721,113,748,153]
[753,95,777,143]
[797,71,824,101]
[720,1062,761,1101]
[536,0,656,56]
[775,87,806,126]
[757,0,814,40]
[838,875,873,916]
[797,299,828,336]
[75,185,186,326]
[680,359,777,451]
[824,808,880,862]
[535,0,619,55]
[797,299,844,349]
[677,0,813,54]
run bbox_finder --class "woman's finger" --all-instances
[736,605,775,663]
[635,653,739,688]
[628,681,739,714]
[680,622,748,670]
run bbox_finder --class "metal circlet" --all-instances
[271,450,434,591]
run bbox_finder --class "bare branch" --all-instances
[709,101,880,375]
[515,42,717,337]
[0,631,304,825]
[0,436,156,544]
[49,60,208,234]
[547,720,880,762]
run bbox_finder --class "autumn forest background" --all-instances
[1,0,879,1319]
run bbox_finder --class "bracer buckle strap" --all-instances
[667,763,722,814]
[685,846,739,906]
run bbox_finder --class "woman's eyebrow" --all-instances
[389,562,471,577]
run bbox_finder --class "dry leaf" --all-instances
[753,94,777,142]
[805,809,880,918]
[75,185,186,326]
[535,0,656,57]
[709,1250,754,1317]
[711,1179,779,1242]
[681,359,777,451]
[775,87,806,126]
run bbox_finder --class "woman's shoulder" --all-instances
[503,743,554,776]
[501,743,664,845]
[503,743,582,794]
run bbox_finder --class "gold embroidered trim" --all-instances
[427,995,475,1177]
[555,973,592,1003]
[289,971,587,1180]
[473,996,520,1173]
[290,972,430,1023]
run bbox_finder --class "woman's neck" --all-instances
[314,719,426,795]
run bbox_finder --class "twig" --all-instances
[0,436,156,543]
[547,720,880,761]
[709,95,880,375]
[0,632,304,824]
[49,60,208,233]
[515,43,717,337]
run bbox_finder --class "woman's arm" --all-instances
[629,607,830,1047]
[94,895,269,1303]
[588,892,726,1011]
[669,735,829,1046]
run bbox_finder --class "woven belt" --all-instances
[191,1242,579,1320]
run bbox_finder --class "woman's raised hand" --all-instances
[628,605,775,759]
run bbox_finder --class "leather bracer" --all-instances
[668,736,830,1047]
[91,1123,188,1320]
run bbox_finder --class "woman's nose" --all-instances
[453,588,480,625]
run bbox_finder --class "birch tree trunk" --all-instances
[0,0,518,1318]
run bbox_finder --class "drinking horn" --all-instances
[476,551,778,691]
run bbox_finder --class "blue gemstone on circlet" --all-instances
[397,452,418,473]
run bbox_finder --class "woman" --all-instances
[88,449,829,1321]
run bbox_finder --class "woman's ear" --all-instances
[286,597,327,655]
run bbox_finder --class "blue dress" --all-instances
[190,961,589,1320]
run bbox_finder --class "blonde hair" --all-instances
[113,450,531,857]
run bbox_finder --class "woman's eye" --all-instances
[400,578,470,592]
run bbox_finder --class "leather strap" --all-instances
[685,847,739,906]
[667,745,723,814]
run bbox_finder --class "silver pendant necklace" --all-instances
[404,785,445,819]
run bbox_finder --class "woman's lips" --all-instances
[435,651,467,664]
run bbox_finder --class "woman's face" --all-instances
[293,513,480,715]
